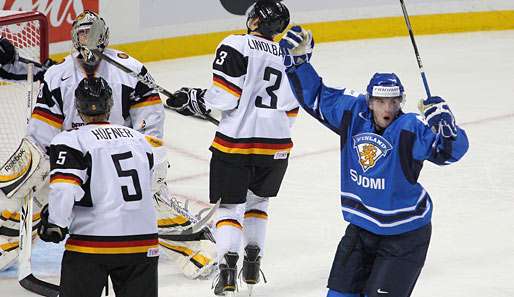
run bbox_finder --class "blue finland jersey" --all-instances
[287,63,469,235]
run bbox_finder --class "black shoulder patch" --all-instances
[213,44,248,77]
[117,52,129,59]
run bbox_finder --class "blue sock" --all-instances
[327,289,361,297]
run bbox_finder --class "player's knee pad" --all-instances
[215,203,245,228]
[245,190,269,216]
[327,289,361,297]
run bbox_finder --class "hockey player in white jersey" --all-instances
[0,10,215,279]
[38,77,159,297]
[165,0,297,294]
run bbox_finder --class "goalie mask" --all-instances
[247,0,290,38]
[72,11,109,69]
[75,77,113,116]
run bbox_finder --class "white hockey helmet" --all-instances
[71,11,109,67]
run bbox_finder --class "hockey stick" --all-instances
[85,22,219,126]
[18,57,45,70]
[154,186,219,236]
[18,63,60,297]
[159,200,219,238]
[399,0,432,98]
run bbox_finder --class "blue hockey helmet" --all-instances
[366,73,405,100]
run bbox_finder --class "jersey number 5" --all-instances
[111,152,143,202]
[255,66,282,109]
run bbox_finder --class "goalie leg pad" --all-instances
[159,229,217,279]
[243,191,269,257]
[0,138,49,200]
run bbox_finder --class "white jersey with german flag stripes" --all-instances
[204,34,299,164]
[48,123,158,255]
[27,48,164,153]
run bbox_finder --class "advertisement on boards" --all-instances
[0,0,99,43]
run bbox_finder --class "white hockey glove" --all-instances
[419,96,458,139]
[0,138,49,201]
[279,26,314,68]
[166,87,210,117]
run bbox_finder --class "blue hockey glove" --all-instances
[166,87,210,117]
[37,204,68,243]
[420,96,457,138]
[279,26,314,68]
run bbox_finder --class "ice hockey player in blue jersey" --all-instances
[280,26,469,297]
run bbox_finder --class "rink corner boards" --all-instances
[50,9,514,63]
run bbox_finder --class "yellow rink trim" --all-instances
[49,10,514,63]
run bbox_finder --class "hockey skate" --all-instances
[213,252,238,296]
[240,245,267,296]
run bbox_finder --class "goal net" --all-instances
[0,11,48,166]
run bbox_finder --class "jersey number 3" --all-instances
[111,152,143,202]
[255,66,282,109]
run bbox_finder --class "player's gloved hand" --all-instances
[37,204,68,243]
[419,96,457,138]
[34,58,56,82]
[279,25,314,68]
[0,37,17,65]
[166,87,210,117]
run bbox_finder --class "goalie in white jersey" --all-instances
[166,0,298,294]
[0,10,215,279]
[38,76,159,297]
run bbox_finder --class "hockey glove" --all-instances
[37,204,68,243]
[420,96,458,138]
[279,26,314,68]
[0,38,17,65]
[34,58,57,82]
[167,87,210,117]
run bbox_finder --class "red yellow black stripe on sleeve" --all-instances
[244,209,268,220]
[65,234,159,254]
[211,132,292,156]
[130,95,162,109]
[216,219,242,230]
[286,107,299,118]
[50,172,82,186]
[31,107,63,129]
[213,74,242,98]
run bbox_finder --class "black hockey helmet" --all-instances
[247,0,290,38]
[75,77,113,116]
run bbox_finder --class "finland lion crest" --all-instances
[352,133,392,172]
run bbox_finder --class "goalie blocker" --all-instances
[0,137,49,205]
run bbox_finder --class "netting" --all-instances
[0,11,47,165]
